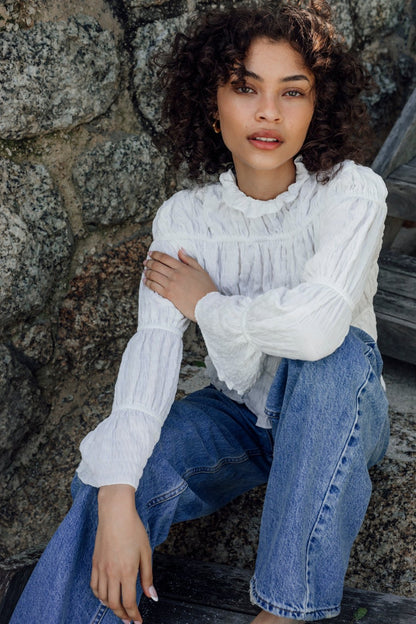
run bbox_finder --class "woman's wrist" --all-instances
[98,484,136,511]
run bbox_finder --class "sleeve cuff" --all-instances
[77,407,164,490]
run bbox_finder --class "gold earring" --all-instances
[212,119,221,134]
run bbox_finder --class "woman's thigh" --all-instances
[137,386,273,532]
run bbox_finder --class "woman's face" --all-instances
[216,37,315,194]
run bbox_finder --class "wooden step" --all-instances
[374,250,416,365]
[2,553,416,623]
[385,156,416,221]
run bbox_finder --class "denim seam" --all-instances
[249,576,341,619]
[146,450,261,508]
[304,362,372,611]
[182,449,262,480]
[89,602,108,624]
[146,479,189,508]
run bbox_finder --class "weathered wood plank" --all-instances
[388,157,416,186]
[385,180,416,220]
[2,554,416,623]
[384,157,416,221]
[140,597,255,624]
[151,553,257,615]
[147,554,416,623]
[0,564,35,624]
[374,251,416,363]
[382,216,405,249]
[374,290,416,325]
[372,87,416,178]
[339,588,416,623]
[375,310,416,364]
[378,251,416,298]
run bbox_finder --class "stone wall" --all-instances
[1,0,415,595]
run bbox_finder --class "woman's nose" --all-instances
[255,95,281,123]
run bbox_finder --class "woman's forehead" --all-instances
[235,38,314,85]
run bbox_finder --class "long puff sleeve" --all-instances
[77,202,189,489]
[195,164,387,395]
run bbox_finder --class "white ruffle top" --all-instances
[77,158,387,489]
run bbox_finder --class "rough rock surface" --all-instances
[351,0,407,44]
[56,236,151,374]
[0,344,49,474]
[9,320,54,370]
[361,46,400,126]
[330,1,355,48]
[133,14,190,132]
[0,159,72,328]
[0,15,120,139]
[121,0,187,24]
[72,134,167,226]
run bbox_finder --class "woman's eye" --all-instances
[285,89,302,97]
[236,85,254,94]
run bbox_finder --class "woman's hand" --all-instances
[91,484,158,623]
[143,248,218,321]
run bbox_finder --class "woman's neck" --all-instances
[234,160,296,201]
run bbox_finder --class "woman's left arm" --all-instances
[190,174,387,394]
[143,247,218,321]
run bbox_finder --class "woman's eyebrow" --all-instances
[281,74,311,83]
[241,69,311,83]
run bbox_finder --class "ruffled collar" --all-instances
[219,157,310,217]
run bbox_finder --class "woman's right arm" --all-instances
[76,197,193,620]
[78,272,187,620]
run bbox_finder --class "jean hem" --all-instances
[249,578,341,621]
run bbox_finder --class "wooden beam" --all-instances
[385,156,416,220]
[388,157,416,186]
[374,251,416,365]
[372,88,416,178]
[377,250,416,297]
[2,549,416,623]
[139,553,416,623]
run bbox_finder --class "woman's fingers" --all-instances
[139,545,158,602]
[107,579,130,620]
[143,248,217,320]
[143,256,184,294]
[143,250,199,289]
[147,250,182,269]
[177,247,200,269]
[143,265,170,290]
[144,250,202,275]
[91,568,142,623]
[120,574,143,622]
[97,571,108,606]
[90,565,99,598]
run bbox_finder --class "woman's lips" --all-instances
[247,130,283,150]
[248,136,283,150]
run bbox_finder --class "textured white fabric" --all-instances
[76,158,387,489]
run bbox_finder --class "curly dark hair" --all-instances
[157,0,373,182]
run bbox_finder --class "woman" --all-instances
[11,2,389,622]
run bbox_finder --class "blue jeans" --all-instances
[10,327,389,623]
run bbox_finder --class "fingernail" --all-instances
[122,620,130,624]
[149,585,159,602]
[179,247,187,254]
